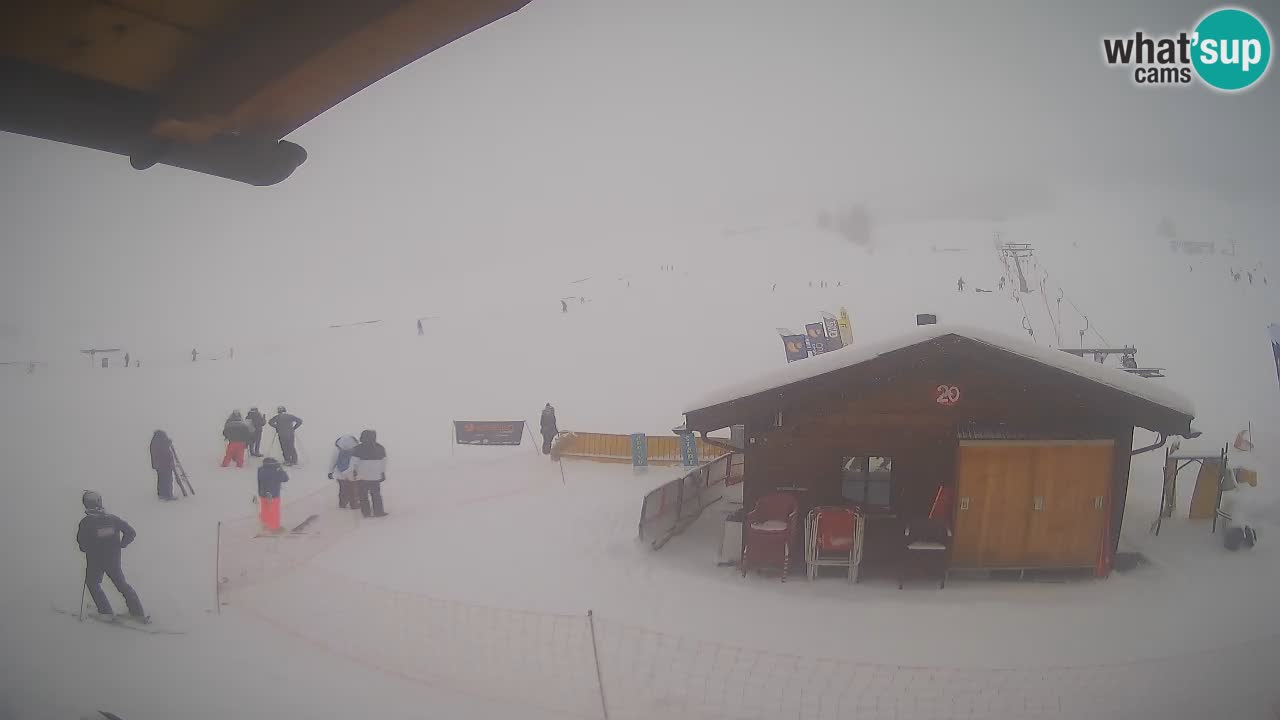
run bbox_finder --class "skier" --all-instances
[957,276,965,292]
[417,318,424,336]
[256,457,289,533]
[1248,271,1254,285]
[124,352,130,368]
[76,491,146,621]
[149,430,176,501]
[999,277,1006,291]
[191,348,197,362]
[245,407,267,458]
[327,434,360,509]
[350,430,388,518]
[268,406,303,466]
[561,300,568,313]
[540,403,559,456]
[221,410,252,468]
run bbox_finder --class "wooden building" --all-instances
[683,324,1195,577]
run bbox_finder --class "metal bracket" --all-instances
[1094,496,1104,510]
[1033,496,1045,511]
[959,496,970,511]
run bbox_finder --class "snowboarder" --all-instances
[957,276,965,292]
[256,457,289,533]
[350,430,388,518]
[191,348,197,362]
[221,411,253,468]
[150,430,175,501]
[76,491,146,621]
[327,434,360,509]
[540,403,559,456]
[268,406,303,466]
[245,407,267,457]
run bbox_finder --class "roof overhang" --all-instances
[1,0,531,185]
[685,331,1195,438]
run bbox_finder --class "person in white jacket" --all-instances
[327,434,360,510]
[349,429,388,518]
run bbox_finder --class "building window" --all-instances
[841,456,893,510]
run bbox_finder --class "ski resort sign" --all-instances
[454,421,526,446]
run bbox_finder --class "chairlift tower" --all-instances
[998,238,1035,294]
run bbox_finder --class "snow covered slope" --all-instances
[2,189,1279,719]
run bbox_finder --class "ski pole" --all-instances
[79,577,86,622]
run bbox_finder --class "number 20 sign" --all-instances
[935,384,961,406]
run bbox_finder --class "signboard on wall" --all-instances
[453,421,526,446]
[679,432,699,467]
[782,335,809,363]
[630,433,648,467]
[806,323,829,354]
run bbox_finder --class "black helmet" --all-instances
[82,490,103,510]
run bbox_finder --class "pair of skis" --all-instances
[253,513,319,538]
[170,446,195,496]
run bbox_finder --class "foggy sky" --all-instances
[2,0,1278,362]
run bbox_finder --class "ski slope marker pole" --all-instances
[215,521,222,615]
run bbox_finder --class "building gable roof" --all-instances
[684,325,1194,436]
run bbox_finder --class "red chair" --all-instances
[741,493,799,581]
[805,506,866,582]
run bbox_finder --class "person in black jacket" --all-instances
[149,430,175,500]
[76,491,146,620]
[221,411,253,468]
[540,403,559,456]
[350,430,388,518]
[245,407,267,457]
[269,406,303,466]
[256,457,289,532]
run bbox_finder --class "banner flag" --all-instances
[837,307,854,347]
[782,334,809,363]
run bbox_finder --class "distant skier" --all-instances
[1248,271,1254,284]
[150,430,176,501]
[540,403,559,456]
[957,277,965,292]
[561,300,568,313]
[124,352,130,368]
[245,407,267,458]
[77,491,146,621]
[771,284,777,292]
[327,434,360,510]
[417,318,424,336]
[269,406,303,466]
[350,430,388,518]
[998,277,1006,291]
[256,458,289,533]
[191,348,197,362]
[221,411,253,468]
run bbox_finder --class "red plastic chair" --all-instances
[805,506,865,582]
[741,493,799,581]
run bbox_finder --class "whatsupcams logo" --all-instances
[1102,7,1271,91]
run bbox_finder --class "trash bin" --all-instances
[718,508,744,566]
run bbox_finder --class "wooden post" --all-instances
[587,610,610,720]
[215,521,222,614]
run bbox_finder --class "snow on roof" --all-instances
[686,323,1195,418]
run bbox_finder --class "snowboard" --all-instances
[52,602,185,635]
